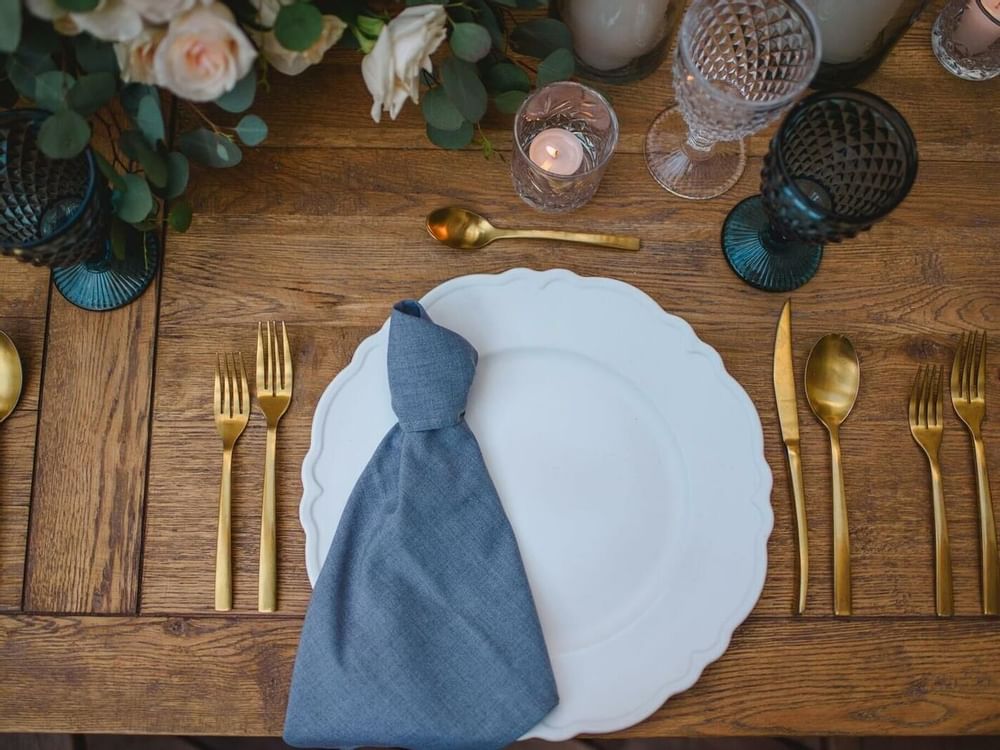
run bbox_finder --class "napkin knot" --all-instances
[388,300,478,432]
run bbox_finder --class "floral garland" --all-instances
[0,0,573,240]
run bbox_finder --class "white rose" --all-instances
[27,0,140,41]
[153,3,257,102]
[114,27,165,84]
[249,0,284,27]
[261,14,346,76]
[125,0,206,25]
[362,4,447,123]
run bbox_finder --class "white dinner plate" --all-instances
[300,268,772,739]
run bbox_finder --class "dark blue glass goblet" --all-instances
[0,109,159,311]
[722,90,918,292]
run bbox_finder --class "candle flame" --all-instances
[545,145,560,159]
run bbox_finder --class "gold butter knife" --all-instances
[774,300,808,614]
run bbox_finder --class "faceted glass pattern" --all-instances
[722,90,919,292]
[645,0,820,200]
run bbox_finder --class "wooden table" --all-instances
[2,7,1000,737]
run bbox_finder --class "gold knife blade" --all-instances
[774,299,809,614]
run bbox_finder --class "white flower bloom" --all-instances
[114,26,165,84]
[153,2,257,102]
[362,4,447,123]
[249,0,285,27]
[261,14,346,76]
[26,0,139,41]
[125,0,207,26]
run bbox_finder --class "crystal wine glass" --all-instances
[644,0,821,200]
[0,110,159,311]
[721,89,918,292]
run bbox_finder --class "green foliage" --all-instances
[168,200,193,233]
[165,153,190,199]
[135,93,165,144]
[450,23,492,63]
[494,90,527,114]
[67,72,116,116]
[274,3,323,52]
[442,57,487,123]
[0,0,21,54]
[56,0,99,10]
[510,18,572,58]
[215,71,256,113]
[426,121,474,150]
[73,33,116,73]
[120,130,168,188]
[114,173,153,223]
[178,128,243,168]
[421,87,465,131]
[235,114,268,146]
[537,47,575,86]
[37,109,90,159]
[33,70,75,112]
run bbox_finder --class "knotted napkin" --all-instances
[284,300,558,750]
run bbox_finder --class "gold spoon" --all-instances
[426,207,640,252]
[0,331,22,426]
[805,334,860,617]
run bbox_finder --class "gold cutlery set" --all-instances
[213,322,292,612]
[775,302,998,617]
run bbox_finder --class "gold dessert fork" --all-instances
[256,321,292,613]
[951,330,999,615]
[908,365,953,617]
[214,353,249,612]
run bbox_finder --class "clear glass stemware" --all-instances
[644,0,822,200]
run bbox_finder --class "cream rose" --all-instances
[153,3,257,102]
[362,4,447,123]
[125,0,206,25]
[27,0,141,41]
[261,14,346,76]
[114,27,165,84]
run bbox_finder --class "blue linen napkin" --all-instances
[284,300,558,750]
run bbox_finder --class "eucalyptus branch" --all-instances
[185,101,223,134]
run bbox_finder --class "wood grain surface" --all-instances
[2,2,1000,736]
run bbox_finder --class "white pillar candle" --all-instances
[562,0,672,72]
[804,0,906,63]
[528,128,585,175]
[952,0,1000,55]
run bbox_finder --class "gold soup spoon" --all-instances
[805,334,860,617]
[426,207,640,252]
[0,331,23,555]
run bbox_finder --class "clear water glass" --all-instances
[644,0,821,200]
[512,82,619,213]
[932,0,1000,81]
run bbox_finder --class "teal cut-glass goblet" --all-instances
[722,89,918,292]
[0,109,159,312]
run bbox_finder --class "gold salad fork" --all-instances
[909,365,953,617]
[951,330,999,615]
[214,353,250,612]
[256,321,292,613]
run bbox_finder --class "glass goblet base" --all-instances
[52,226,160,311]
[644,107,746,200]
[721,196,823,292]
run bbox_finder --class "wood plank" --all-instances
[23,283,159,614]
[178,11,1000,161]
[4,613,1000,735]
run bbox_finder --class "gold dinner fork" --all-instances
[256,321,292,613]
[909,365,953,617]
[951,330,999,615]
[214,353,250,612]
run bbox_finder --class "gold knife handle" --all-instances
[973,436,999,615]
[929,459,953,617]
[501,229,640,251]
[215,448,233,611]
[786,442,808,615]
[259,423,278,613]
[830,425,851,616]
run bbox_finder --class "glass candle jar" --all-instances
[511,82,619,213]
[552,0,682,84]
[932,0,1000,80]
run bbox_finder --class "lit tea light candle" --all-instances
[528,128,585,175]
[953,0,1000,55]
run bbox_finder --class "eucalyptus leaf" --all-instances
[37,109,90,159]
[274,3,323,52]
[120,130,167,188]
[484,62,530,93]
[136,93,165,144]
[93,150,125,190]
[421,87,464,131]
[450,23,492,63]
[494,90,527,114]
[119,82,155,120]
[114,172,153,224]
[73,33,117,73]
[235,114,268,146]
[536,47,575,86]
[177,128,243,168]
[466,0,504,48]
[510,18,572,59]
[67,72,115,116]
[441,57,487,124]
[110,216,128,260]
[5,54,55,100]
[0,0,22,54]
[168,200,193,233]
[34,70,74,112]
[57,0,99,10]
[19,17,59,58]
[165,152,189,199]
[426,121,474,150]
[215,71,256,113]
